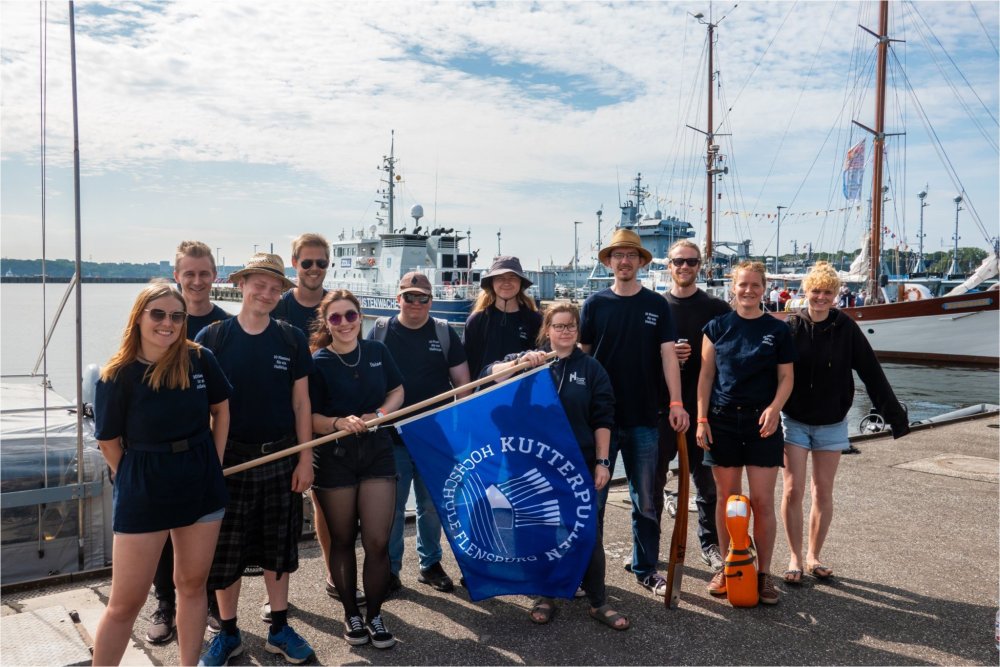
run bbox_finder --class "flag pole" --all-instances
[223,351,557,476]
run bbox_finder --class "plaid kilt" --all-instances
[207,447,302,591]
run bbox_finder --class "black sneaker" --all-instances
[417,562,454,592]
[365,614,396,649]
[387,573,403,596]
[326,581,367,606]
[344,614,369,646]
[145,605,175,644]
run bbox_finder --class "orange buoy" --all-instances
[724,494,759,607]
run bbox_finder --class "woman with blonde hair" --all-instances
[463,256,542,378]
[92,281,231,665]
[308,290,404,649]
[780,262,909,584]
[696,261,795,605]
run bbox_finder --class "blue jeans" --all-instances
[388,444,443,575]
[598,425,660,579]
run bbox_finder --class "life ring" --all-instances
[904,287,923,301]
[367,257,375,267]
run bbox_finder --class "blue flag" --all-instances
[395,367,597,602]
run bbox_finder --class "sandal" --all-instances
[529,597,556,625]
[807,563,834,579]
[589,604,630,631]
[783,569,803,585]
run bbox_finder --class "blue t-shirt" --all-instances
[579,287,677,428]
[195,318,313,443]
[186,304,230,341]
[309,340,404,418]
[95,347,231,443]
[274,289,325,337]
[703,311,796,407]
[367,316,466,409]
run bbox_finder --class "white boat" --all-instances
[324,133,483,325]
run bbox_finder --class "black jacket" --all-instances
[783,308,910,438]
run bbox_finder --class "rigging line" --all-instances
[743,1,840,217]
[907,0,998,129]
[894,51,993,243]
[714,0,799,132]
[968,1,999,56]
[658,9,693,198]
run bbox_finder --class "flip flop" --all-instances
[808,563,834,579]
[589,604,630,631]
[529,597,556,625]
[783,569,803,585]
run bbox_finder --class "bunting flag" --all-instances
[842,139,866,201]
[394,367,596,602]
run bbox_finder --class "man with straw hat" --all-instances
[195,253,316,666]
[579,229,689,598]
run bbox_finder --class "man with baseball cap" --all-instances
[195,253,316,665]
[368,271,471,594]
[579,229,689,597]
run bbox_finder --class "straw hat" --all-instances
[228,253,294,290]
[598,228,652,265]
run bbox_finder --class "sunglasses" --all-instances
[670,257,701,267]
[144,308,187,324]
[299,259,329,270]
[327,310,360,326]
[402,293,431,305]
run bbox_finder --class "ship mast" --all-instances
[378,130,398,233]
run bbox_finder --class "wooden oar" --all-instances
[665,430,690,609]
[223,350,557,477]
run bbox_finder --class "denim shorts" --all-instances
[782,414,849,452]
[312,428,397,489]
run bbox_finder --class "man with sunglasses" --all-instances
[579,228,688,598]
[273,233,330,334]
[368,272,471,595]
[659,240,731,573]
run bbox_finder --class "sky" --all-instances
[2,0,997,270]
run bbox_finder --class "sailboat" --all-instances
[833,1,998,365]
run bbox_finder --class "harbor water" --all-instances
[3,282,998,430]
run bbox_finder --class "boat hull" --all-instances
[357,293,472,327]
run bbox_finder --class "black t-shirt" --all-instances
[194,318,313,443]
[309,340,404,418]
[579,287,677,428]
[664,289,731,408]
[275,289,325,337]
[365,316,466,409]
[95,348,231,443]
[463,305,543,379]
[186,305,230,341]
[703,311,796,407]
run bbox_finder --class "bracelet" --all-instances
[697,417,709,423]
[669,401,683,408]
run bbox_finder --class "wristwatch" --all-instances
[596,458,611,468]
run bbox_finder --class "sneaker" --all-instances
[387,573,403,596]
[265,624,316,664]
[365,614,396,649]
[688,497,699,512]
[758,573,779,605]
[344,614,369,646]
[206,602,221,634]
[417,562,454,592]
[638,572,668,597]
[574,586,587,598]
[664,492,678,519]
[145,605,175,644]
[700,544,724,571]
[260,601,271,623]
[327,581,368,606]
[198,630,243,666]
[707,570,727,596]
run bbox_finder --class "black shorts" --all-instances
[312,428,396,489]
[704,405,784,468]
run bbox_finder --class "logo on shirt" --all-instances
[518,326,529,341]
[193,372,206,390]
[761,334,775,347]
[439,435,593,564]
[429,339,443,353]
[273,354,291,371]
[644,311,659,326]
[370,361,382,368]
[568,372,586,387]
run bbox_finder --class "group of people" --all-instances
[90,229,909,666]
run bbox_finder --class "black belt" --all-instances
[227,434,296,456]
[127,430,210,454]
[711,405,768,416]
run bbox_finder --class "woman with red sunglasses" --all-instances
[307,289,404,649]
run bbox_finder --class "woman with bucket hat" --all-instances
[463,256,542,378]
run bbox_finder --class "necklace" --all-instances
[329,343,361,379]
